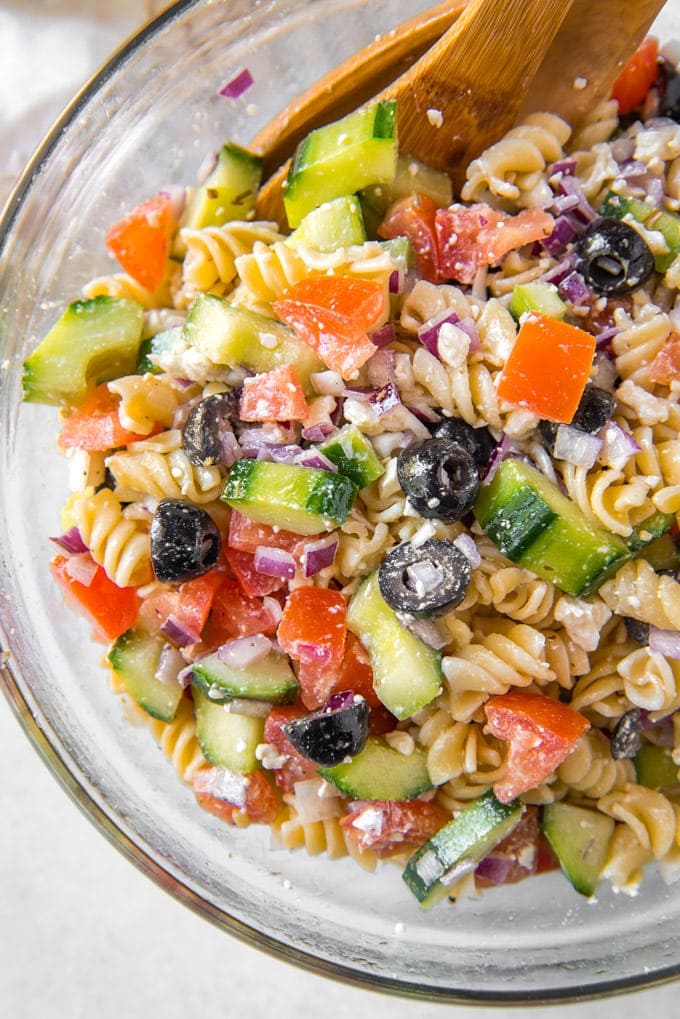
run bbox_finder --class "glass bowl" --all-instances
[2,0,680,1004]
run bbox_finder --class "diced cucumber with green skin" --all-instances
[318,735,432,801]
[191,648,298,704]
[542,802,614,897]
[183,142,262,231]
[600,190,680,272]
[22,296,144,406]
[638,533,680,572]
[192,686,265,773]
[221,458,357,535]
[380,235,415,272]
[319,424,384,489]
[360,154,453,237]
[346,571,442,720]
[136,326,183,374]
[287,196,367,252]
[108,628,183,723]
[403,791,524,908]
[184,293,323,392]
[509,281,566,322]
[635,744,680,792]
[627,510,674,553]
[283,100,398,228]
[474,459,631,597]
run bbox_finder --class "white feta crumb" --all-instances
[259,331,279,349]
[427,108,443,128]
[393,922,406,935]
[246,103,259,116]
[282,878,293,890]
[573,76,588,90]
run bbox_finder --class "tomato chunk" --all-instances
[263,704,319,792]
[194,767,280,825]
[105,192,175,292]
[273,276,387,379]
[335,632,396,734]
[57,383,153,452]
[239,364,309,422]
[475,806,557,888]
[137,569,224,641]
[485,690,589,803]
[611,36,659,115]
[496,313,596,423]
[277,587,347,710]
[197,578,280,652]
[435,204,554,284]
[225,547,286,598]
[649,334,680,385]
[51,554,138,642]
[340,799,450,857]
[227,509,301,555]
[379,194,440,283]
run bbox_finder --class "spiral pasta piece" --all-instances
[71,488,152,587]
[557,730,635,800]
[616,646,680,714]
[598,783,676,859]
[106,429,223,505]
[599,558,680,631]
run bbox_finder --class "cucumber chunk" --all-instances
[108,628,183,722]
[509,281,566,321]
[288,196,367,252]
[221,458,357,535]
[474,459,631,596]
[626,510,674,552]
[635,744,680,792]
[403,791,524,908]
[191,648,298,704]
[23,296,144,406]
[318,735,432,800]
[184,293,323,391]
[346,571,443,720]
[136,326,183,375]
[600,190,680,272]
[183,142,262,231]
[192,686,265,772]
[542,802,614,897]
[360,154,453,237]
[319,424,384,489]
[283,100,398,228]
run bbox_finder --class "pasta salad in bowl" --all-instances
[3,0,680,1003]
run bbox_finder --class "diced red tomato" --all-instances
[196,578,280,652]
[105,192,176,292]
[496,312,596,423]
[340,799,450,857]
[239,364,309,422]
[277,588,347,708]
[227,509,301,555]
[378,194,441,283]
[51,554,138,642]
[262,704,319,792]
[224,547,286,597]
[475,806,558,888]
[335,633,396,735]
[273,276,387,379]
[194,768,281,825]
[57,383,154,452]
[434,203,554,284]
[611,36,659,115]
[137,569,224,640]
[649,334,680,385]
[485,690,590,803]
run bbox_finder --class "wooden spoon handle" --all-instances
[381,0,574,188]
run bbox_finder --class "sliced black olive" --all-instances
[378,538,472,619]
[430,417,496,470]
[150,498,221,582]
[575,218,655,296]
[659,67,680,123]
[539,384,616,451]
[610,708,643,760]
[182,391,240,466]
[397,438,480,521]
[623,616,650,645]
[282,696,370,767]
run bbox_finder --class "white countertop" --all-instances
[3,3,680,1016]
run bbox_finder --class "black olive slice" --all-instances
[282,696,370,767]
[150,498,221,582]
[397,438,480,522]
[623,616,650,645]
[182,391,240,466]
[575,217,655,295]
[610,708,643,760]
[378,538,472,619]
[660,67,680,123]
[431,417,496,470]
[539,384,616,450]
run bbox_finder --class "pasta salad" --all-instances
[22,34,680,907]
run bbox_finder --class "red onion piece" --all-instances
[64,553,99,586]
[406,402,441,424]
[558,176,598,224]
[161,614,202,647]
[369,381,401,418]
[253,546,297,580]
[325,690,358,711]
[370,322,396,349]
[553,424,603,468]
[475,854,515,885]
[50,526,87,554]
[558,271,590,305]
[541,215,578,255]
[216,634,273,668]
[293,448,337,472]
[219,68,254,99]
[301,535,338,577]
[292,641,332,665]
[302,421,339,442]
[541,255,576,286]
[262,595,283,626]
[417,308,460,359]
[598,421,641,469]
[549,159,577,177]
[649,626,680,660]
[453,533,482,569]
[269,444,304,464]
[482,433,511,482]
[155,643,185,687]
[366,348,396,388]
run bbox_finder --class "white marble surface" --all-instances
[3,3,680,1017]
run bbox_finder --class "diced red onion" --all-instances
[253,546,297,580]
[598,421,641,469]
[239,423,299,449]
[558,270,590,306]
[558,176,598,224]
[541,255,576,286]
[417,308,461,359]
[406,402,441,424]
[302,421,339,442]
[161,613,202,647]
[401,615,449,650]
[541,215,577,255]
[591,351,618,391]
[370,381,401,418]
[475,854,516,885]
[612,137,635,162]
[366,348,396,388]
[177,663,195,689]
[388,269,402,294]
[326,690,358,711]
[639,709,675,746]
[302,535,338,577]
[549,159,577,178]
[50,526,87,554]
[649,626,680,660]
[194,766,249,807]
[262,596,283,626]
[553,424,604,468]
[216,634,273,668]
[292,641,332,665]
[483,433,512,482]
[155,643,185,688]
[455,316,481,353]
[219,430,241,468]
[64,553,98,586]
[619,159,650,179]
[269,443,304,464]
[341,385,373,400]
[407,559,443,595]
[453,533,482,569]
[219,68,254,99]
[293,448,337,472]
[369,323,396,350]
